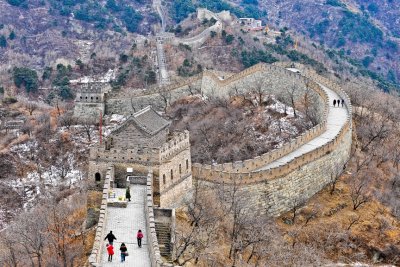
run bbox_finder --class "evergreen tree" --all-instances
[0,35,7,48]
[13,67,39,93]
[9,31,16,40]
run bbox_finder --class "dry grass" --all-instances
[278,176,400,263]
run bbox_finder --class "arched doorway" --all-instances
[95,172,101,182]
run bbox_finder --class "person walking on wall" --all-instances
[104,231,117,245]
[137,230,144,248]
[106,244,114,262]
[333,99,336,107]
[120,243,128,262]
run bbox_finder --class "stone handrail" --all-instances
[88,166,114,266]
[145,170,176,267]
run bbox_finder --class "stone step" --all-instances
[155,222,172,262]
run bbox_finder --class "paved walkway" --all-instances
[156,40,170,85]
[256,82,348,171]
[101,187,151,267]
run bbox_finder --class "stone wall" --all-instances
[73,83,111,118]
[193,67,353,216]
[105,63,325,117]
[74,102,105,118]
[159,131,193,208]
[89,147,160,167]
[88,166,114,266]
[201,129,351,216]
[145,171,177,267]
[105,76,203,115]
[174,20,223,48]
[191,64,329,175]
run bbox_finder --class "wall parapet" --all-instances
[193,119,351,185]
[145,171,177,267]
[90,146,160,165]
[107,74,203,100]
[160,131,190,162]
[88,165,114,266]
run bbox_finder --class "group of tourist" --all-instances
[104,230,144,262]
[333,99,345,107]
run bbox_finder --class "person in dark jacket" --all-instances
[333,99,336,107]
[104,231,117,245]
[120,243,128,262]
[137,230,144,248]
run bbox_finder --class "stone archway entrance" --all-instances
[95,172,101,182]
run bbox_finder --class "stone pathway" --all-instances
[256,82,349,171]
[156,40,170,85]
[101,187,151,267]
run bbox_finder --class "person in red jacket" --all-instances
[137,229,144,248]
[106,244,114,262]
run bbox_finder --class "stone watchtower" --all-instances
[74,82,111,118]
[88,106,192,208]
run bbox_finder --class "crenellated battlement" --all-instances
[160,131,190,162]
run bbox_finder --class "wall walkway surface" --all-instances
[101,186,151,267]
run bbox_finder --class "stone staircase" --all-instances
[155,222,173,263]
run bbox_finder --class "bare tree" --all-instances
[0,229,21,267]
[187,84,201,96]
[349,174,371,210]
[289,195,304,224]
[174,182,220,265]
[26,101,38,116]
[346,214,361,230]
[286,83,298,118]
[10,209,48,267]
[250,78,272,107]
[303,204,321,226]
[329,162,346,195]
[299,86,319,126]
[57,112,76,130]
[79,117,97,142]
[159,88,172,112]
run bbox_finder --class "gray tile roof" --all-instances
[131,106,170,135]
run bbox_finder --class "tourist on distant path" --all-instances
[333,99,336,107]
[341,99,344,107]
[120,243,128,262]
[137,230,144,248]
[106,244,114,262]
[104,231,117,245]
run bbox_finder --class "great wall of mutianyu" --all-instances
[79,62,352,215]
[83,62,352,266]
